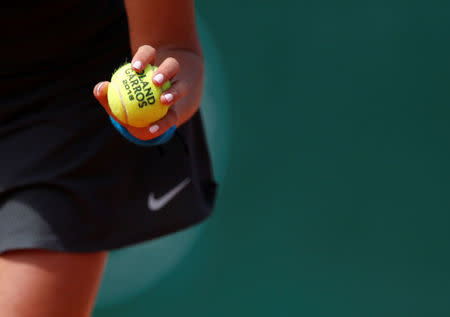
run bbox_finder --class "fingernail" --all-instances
[149,124,159,133]
[133,60,142,70]
[96,82,106,96]
[163,93,174,103]
[153,73,164,84]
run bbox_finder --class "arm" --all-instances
[94,0,204,139]
[125,0,204,128]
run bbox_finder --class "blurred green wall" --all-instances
[95,1,450,316]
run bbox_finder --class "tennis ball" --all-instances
[107,63,171,127]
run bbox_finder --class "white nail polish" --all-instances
[164,93,174,103]
[149,125,159,133]
[96,82,105,96]
[133,61,142,70]
[154,73,164,84]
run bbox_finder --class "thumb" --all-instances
[93,81,113,117]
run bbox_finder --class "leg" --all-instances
[0,249,107,317]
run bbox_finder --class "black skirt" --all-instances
[0,2,218,253]
[0,88,218,254]
[0,15,217,253]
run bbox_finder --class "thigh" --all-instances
[0,249,107,317]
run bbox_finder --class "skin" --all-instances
[0,250,107,317]
[0,1,203,316]
[93,0,204,140]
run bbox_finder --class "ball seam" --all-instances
[111,81,128,124]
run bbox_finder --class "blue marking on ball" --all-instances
[109,116,176,146]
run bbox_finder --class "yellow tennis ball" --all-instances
[107,63,171,127]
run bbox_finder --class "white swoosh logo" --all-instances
[148,178,191,212]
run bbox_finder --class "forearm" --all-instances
[124,0,204,126]
[124,0,202,55]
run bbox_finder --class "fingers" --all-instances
[152,57,180,87]
[131,45,156,72]
[93,81,113,116]
[94,44,186,141]
[153,57,187,106]
[93,80,178,141]
[161,80,188,106]
[126,108,178,140]
[131,46,187,107]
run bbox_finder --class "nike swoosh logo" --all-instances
[148,178,191,212]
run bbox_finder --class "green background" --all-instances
[95,1,450,316]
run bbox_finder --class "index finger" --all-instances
[131,45,157,72]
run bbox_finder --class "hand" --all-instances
[93,45,189,140]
